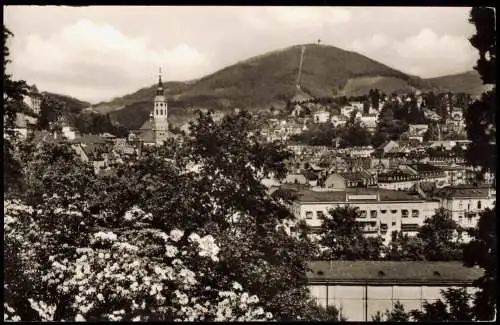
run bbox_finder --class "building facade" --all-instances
[438,185,496,232]
[291,188,440,242]
[307,261,482,321]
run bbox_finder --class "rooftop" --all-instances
[307,261,484,285]
[437,185,493,198]
[296,188,425,203]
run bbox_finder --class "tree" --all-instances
[372,102,405,147]
[36,94,65,131]
[463,6,496,321]
[369,88,381,111]
[408,98,426,124]
[3,26,29,195]
[373,288,474,322]
[384,231,425,261]
[417,209,462,261]
[318,206,384,260]
[340,122,372,148]
[410,288,474,322]
[423,122,440,142]
[385,301,410,322]
[463,208,497,320]
[5,110,333,321]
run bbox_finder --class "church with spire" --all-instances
[130,69,171,146]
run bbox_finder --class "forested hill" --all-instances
[92,44,483,130]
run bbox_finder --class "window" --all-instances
[411,210,419,218]
[156,109,158,115]
[305,211,313,220]
[401,224,419,232]
[160,109,163,115]
[477,201,482,209]
[370,210,377,218]
[381,210,387,214]
[391,210,397,214]
[359,210,367,218]
[401,209,409,218]
[317,211,325,219]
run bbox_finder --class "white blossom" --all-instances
[169,229,184,242]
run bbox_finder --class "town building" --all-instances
[399,163,448,187]
[331,114,348,127]
[313,110,331,123]
[61,125,81,140]
[290,188,440,242]
[307,260,482,321]
[359,114,378,132]
[377,171,421,191]
[324,171,377,189]
[8,84,43,140]
[407,124,429,143]
[437,185,495,234]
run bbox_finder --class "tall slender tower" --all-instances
[153,68,168,145]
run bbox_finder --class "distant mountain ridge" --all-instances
[85,44,485,129]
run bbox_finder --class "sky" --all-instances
[4,6,478,103]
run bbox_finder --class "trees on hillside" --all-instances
[463,6,496,321]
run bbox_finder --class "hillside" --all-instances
[94,44,479,130]
[95,81,194,114]
[426,70,487,96]
[42,91,91,115]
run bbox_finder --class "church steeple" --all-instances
[156,67,164,96]
[153,67,168,145]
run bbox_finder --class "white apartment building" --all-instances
[291,188,439,242]
[439,185,495,233]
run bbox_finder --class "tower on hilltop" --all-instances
[153,67,169,145]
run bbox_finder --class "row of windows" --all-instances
[155,109,167,115]
[305,209,420,219]
[458,201,482,209]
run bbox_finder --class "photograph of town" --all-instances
[3,5,496,322]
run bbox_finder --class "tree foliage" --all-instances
[3,26,29,194]
[463,6,497,321]
[5,109,337,321]
[318,206,384,260]
[417,209,462,261]
[384,231,425,261]
[374,288,474,322]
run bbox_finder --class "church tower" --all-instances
[153,68,169,145]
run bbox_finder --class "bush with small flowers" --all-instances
[4,201,274,322]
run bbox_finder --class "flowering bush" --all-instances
[4,201,274,322]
